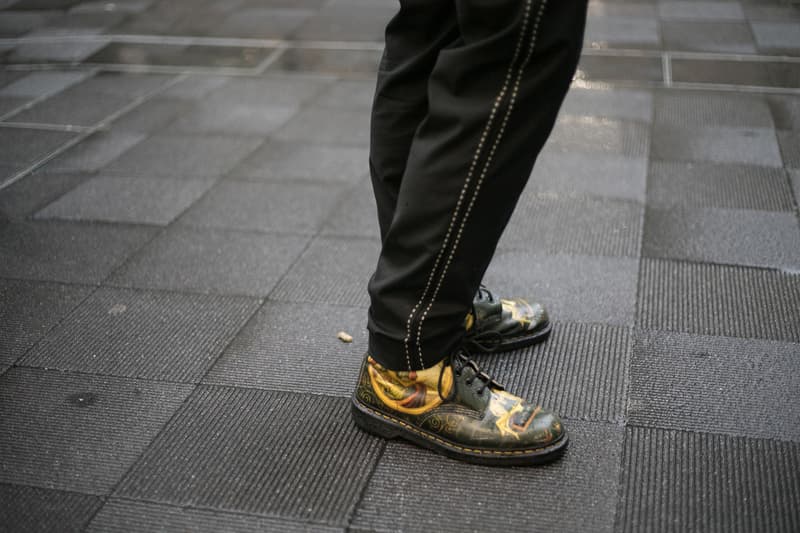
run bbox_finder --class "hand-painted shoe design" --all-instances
[464,285,551,353]
[352,353,567,466]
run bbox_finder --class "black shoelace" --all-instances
[438,349,504,401]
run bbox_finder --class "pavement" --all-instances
[1,0,799,531]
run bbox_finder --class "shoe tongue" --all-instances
[472,297,503,323]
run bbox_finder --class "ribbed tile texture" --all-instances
[629,331,800,441]
[0,484,102,533]
[548,116,650,158]
[654,91,775,128]
[22,288,260,382]
[205,301,366,396]
[0,368,193,494]
[637,259,800,342]
[116,387,383,526]
[352,421,624,533]
[87,500,343,533]
[477,322,631,423]
[617,427,800,533]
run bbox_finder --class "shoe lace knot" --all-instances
[439,349,504,400]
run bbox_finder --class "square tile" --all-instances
[654,90,774,128]
[7,86,132,127]
[576,55,664,84]
[751,21,800,53]
[41,131,146,173]
[274,107,370,146]
[0,128,75,167]
[651,124,783,167]
[23,287,259,382]
[165,101,298,137]
[116,388,383,526]
[0,221,156,284]
[661,20,756,53]
[0,71,88,98]
[203,75,330,108]
[103,97,191,134]
[108,226,309,296]
[0,367,193,494]
[658,1,745,21]
[320,182,379,239]
[0,171,91,220]
[642,206,800,270]
[176,180,342,234]
[205,301,367,396]
[548,116,650,158]
[35,175,216,225]
[0,484,102,533]
[0,278,91,366]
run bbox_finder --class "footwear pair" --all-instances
[352,287,565,466]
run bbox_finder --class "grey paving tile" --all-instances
[0,96,29,117]
[313,79,375,110]
[0,221,156,284]
[629,330,800,441]
[102,134,261,178]
[654,91,774,128]
[661,20,756,53]
[271,48,382,76]
[104,97,190,134]
[23,287,259,382]
[642,206,800,270]
[292,6,388,41]
[204,75,330,108]
[108,226,309,296]
[548,115,650,158]
[205,301,366,395]
[165,101,298,137]
[321,182,379,239]
[638,258,800,342]
[271,236,379,307]
[0,71,88,98]
[73,72,174,98]
[8,38,108,63]
[0,71,27,90]
[0,278,91,366]
[158,74,229,100]
[116,388,383,526]
[177,180,342,235]
[768,94,800,131]
[0,172,90,220]
[274,107,370,146]
[658,1,745,21]
[790,169,800,205]
[529,151,647,202]
[778,130,800,168]
[41,131,146,173]
[499,194,643,257]
[576,55,663,84]
[230,140,368,184]
[648,160,795,211]
[208,7,314,39]
[7,87,132,127]
[584,15,661,48]
[86,43,273,69]
[671,58,800,89]
[352,420,624,533]
[588,1,658,18]
[0,10,60,37]
[0,127,75,167]
[37,10,125,32]
[560,87,653,123]
[0,484,102,533]
[70,0,154,14]
[743,4,800,22]
[651,124,783,167]
[0,367,194,494]
[35,175,215,225]
[484,251,640,326]
[751,21,800,53]
[617,427,800,532]
[88,500,343,533]
[475,322,631,423]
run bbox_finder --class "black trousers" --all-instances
[367,0,588,371]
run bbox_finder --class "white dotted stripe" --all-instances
[416,0,549,360]
[403,0,535,370]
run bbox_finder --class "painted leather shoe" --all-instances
[351,353,567,466]
[464,285,551,353]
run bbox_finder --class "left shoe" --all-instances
[463,285,551,353]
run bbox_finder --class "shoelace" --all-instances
[475,284,495,303]
[438,349,504,401]
[463,330,504,353]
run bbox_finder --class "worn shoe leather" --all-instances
[464,285,551,353]
[351,353,567,466]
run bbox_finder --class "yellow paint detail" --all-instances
[465,312,475,331]
[488,390,525,439]
[368,358,453,415]
[501,298,533,329]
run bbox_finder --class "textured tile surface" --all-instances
[0,484,102,533]
[0,367,193,493]
[274,107,370,146]
[22,287,259,382]
[41,131,145,173]
[0,172,90,220]
[652,125,783,167]
[116,388,383,526]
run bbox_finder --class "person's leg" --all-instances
[368,0,589,371]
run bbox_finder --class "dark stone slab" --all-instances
[628,330,800,441]
[40,131,145,173]
[0,221,156,284]
[102,134,261,178]
[751,21,800,55]
[8,87,132,127]
[87,499,343,533]
[616,427,800,532]
[0,484,102,533]
[548,115,650,158]
[176,180,343,235]
[475,322,632,423]
[484,251,639,326]
[584,15,661,49]
[0,171,91,220]
[642,206,800,270]
[205,301,366,396]
[0,127,75,167]
[0,367,193,493]
[271,48,382,76]
[661,20,756,53]
[637,259,800,342]
[274,107,370,146]
[0,70,88,98]
[165,100,298,137]
[321,181,379,239]
[0,278,91,366]
[22,287,259,382]
[651,124,783,167]
[499,193,643,257]
[230,140,368,184]
[654,90,774,128]
[560,87,652,123]
[352,420,624,533]
[35,175,215,225]
[647,160,796,211]
[576,55,663,84]
[270,236,379,307]
[116,388,383,526]
[778,130,800,168]
[108,226,309,296]
[86,43,274,69]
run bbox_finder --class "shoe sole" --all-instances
[468,321,553,354]
[351,395,568,466]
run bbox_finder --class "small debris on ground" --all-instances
[337,331,353,343]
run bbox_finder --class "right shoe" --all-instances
[351,352,567,466]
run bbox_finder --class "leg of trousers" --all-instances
[368,0,588,371]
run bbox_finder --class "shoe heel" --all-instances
[351,400,402,440]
